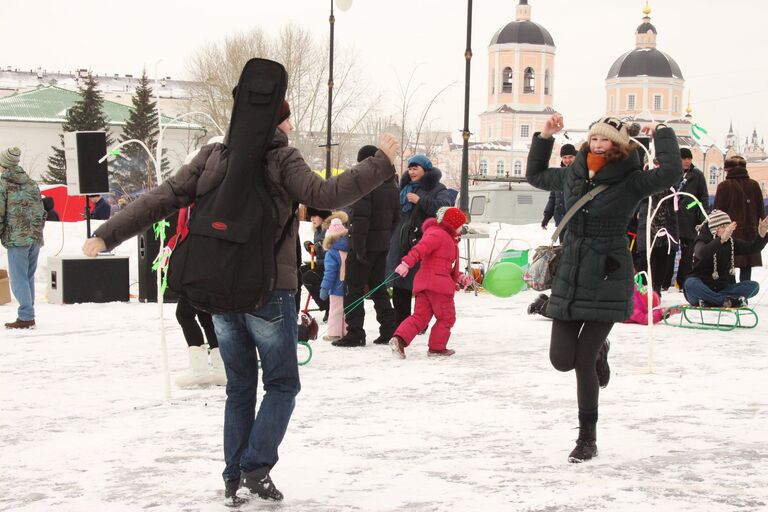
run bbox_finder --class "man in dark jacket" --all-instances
[674,147,709,288]
[83,98,400,502]
[87,194,111,220]
[333,145,400,347]
[683,209,768,307]
[541,143,577,237]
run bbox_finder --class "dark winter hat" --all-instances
[306,207,331,219]
[279,100,291,123]
[680,147,693,159]
[0,146,21,168]
[437,206,467,231]
[588,117,630,147]
[357,145,378,163]
[707,209,731,234]
[407,154,433,171]
[559,144,577,157]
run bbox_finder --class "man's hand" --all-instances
[303,240,314,253]
[379,133,400,164]
[541,223,548,230]
[758,217,768,238]
[460,273,475,288]
[406,192,420,204]
[82,237,107,257]
[540,113,564,139]
[319,288,329,301]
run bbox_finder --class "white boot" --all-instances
[175,346,210,388]
[208,347,228,386]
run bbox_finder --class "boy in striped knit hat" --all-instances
[683,209,768,308]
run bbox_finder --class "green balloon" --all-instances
[483,262,526,298]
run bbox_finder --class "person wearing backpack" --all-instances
[386,154,453,328]
[83,100,400,502]
[527,114,681,464]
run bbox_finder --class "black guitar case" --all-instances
[167,58,289,313]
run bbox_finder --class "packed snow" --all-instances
[1,220,767,512]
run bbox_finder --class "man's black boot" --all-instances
[241,467,284,501]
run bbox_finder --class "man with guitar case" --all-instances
[83,58,400,504]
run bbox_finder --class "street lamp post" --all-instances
[459,0,473,213]
[324,0,352,179]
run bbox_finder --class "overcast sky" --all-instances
[3,0,766,146]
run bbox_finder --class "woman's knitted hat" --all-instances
[707,209,731,235]
[436,206,467,231]
[0,147,21,168]
[588,117,630,147]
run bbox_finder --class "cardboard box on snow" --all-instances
[0,269,10,305]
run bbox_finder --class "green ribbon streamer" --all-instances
[150,219,172,295]
[690,124,708,141]
[686,199,701,210]
[109,148,122,156]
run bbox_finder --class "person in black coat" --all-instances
[541,144,577,238]
[674,147,709,288]
[683,209,768,307]
[635,161,680,295]
[527,114,681,463]
[42,196,60,221]
[386,154,453,327]
[333,145,400,347]
[87,194,111,220]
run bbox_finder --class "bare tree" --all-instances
[185,24,380,171]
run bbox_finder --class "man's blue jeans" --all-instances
[213,289,300,482]
[683,277,759,307]
[7,244,40,321]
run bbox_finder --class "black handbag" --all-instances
[524,184,608,291]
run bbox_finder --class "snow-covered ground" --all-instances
[1,221,767,512]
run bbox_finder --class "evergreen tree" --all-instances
[44,74,113,184]
[112,70,168,194]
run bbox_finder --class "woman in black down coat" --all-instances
[386,155,453,327]
[527,114,681,463]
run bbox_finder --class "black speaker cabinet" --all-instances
[48,256,129,304]
[138,212,180,303]
[64,131,109,195]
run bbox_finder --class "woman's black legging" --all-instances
[550,319,614,421]
[176,298,219,348]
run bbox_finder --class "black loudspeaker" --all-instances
[138,212,180,303]
[64,131,109,195]
[48,256,129,304]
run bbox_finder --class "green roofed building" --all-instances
[0,86,208,180]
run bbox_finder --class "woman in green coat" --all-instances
[526,114,681,463]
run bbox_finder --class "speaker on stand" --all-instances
[138,212,180,303]
[64,131,110,237]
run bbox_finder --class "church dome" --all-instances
[636,22,657,34]
[490,20,554,46]
[606,48,683,79]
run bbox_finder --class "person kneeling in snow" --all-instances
[683,209,768,308]
[389,207,474,359]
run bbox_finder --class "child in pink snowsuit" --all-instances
[389,207,473,358]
